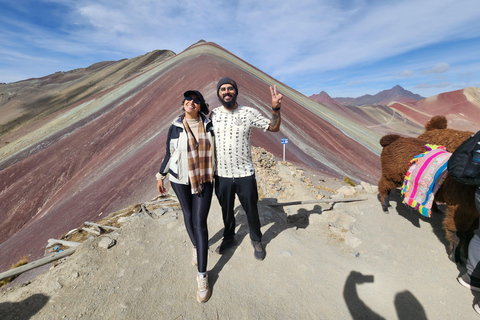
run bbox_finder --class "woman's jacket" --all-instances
[158,112,215,185]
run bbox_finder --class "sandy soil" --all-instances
[0,156,478,319]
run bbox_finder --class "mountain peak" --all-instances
[310,85,425,106]
[309,90,337,105]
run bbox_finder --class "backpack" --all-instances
[447,130,480,186]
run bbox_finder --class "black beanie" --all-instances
[216,77,238,97]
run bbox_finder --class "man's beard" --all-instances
[219,93,237,109]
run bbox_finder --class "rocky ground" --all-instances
[0,147,479,319]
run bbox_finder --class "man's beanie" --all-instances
[216,77,238,97]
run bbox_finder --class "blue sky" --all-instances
[1,0,480,98]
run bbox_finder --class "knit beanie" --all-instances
[216,77,238,97]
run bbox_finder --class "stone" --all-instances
[51,281,63,290]
[337,186,356,196]
[338,214,356,230]
[98,237,116,249]
[329,225,344,237]
[360,181,375,194]
[345,232,362,248]
[118,217,130,224]
[331,192,345,200]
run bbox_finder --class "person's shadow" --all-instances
[344,271,427,320]
[380,189,457,264]
[208,198,323,290]
[259,198,323,246]
[208,205,250,289]
[0,294,49,320]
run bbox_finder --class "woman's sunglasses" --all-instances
[185,96,201,104]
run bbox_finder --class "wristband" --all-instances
[156,173,167,181]
[272,106,281,111]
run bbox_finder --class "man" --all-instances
[210,76,282,261]
[447,130,480,314]
[457,187,480,314]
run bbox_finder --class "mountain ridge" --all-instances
[309,85,425,106]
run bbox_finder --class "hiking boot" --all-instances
[457,273,480,292]
[192,247,197,266]
[251,240,266,261]
[196,274,211,303]
[215,237,236,254]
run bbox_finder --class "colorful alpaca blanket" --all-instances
[401,144,451,217]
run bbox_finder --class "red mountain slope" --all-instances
[0,41,382,272]
[388,87,480,132]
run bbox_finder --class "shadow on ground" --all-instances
[0,293,49,320]
[382,190,450,249]
[343,270,427,320]
[207,198,323,290]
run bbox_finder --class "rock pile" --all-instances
[251,146,379,253]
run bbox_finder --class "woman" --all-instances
[156,90,215,303]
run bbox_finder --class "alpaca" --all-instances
[378,134,478,262]
[418,115,474,152]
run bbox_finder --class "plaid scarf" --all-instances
[182,116,213,194]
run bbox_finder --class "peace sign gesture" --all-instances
[270,85,283,110]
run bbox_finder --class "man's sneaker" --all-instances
[457,273,480,292]
[215,237,236,254]
[196,274,211,303]
[251,240,266,261]
[192,247,197,266]
[474,303,480,315]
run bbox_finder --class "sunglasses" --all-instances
[185,96,201,104]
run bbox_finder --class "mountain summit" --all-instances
[310,85,425,106]
[308,91,337,105]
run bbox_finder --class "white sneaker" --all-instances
[458,273,480,292]
[196,274,211,303]
[474,303,480,315]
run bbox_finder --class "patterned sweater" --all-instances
[210,105,270,178]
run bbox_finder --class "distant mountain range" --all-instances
[310,85,425,106]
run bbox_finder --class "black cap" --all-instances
[184,90,209,115]
[216,77,238,97]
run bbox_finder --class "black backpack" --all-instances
[447,130,480,186]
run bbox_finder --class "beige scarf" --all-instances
[182,116,213,194]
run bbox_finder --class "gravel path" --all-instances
[1,152,478,319]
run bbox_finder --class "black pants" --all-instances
[171,182,213,273]
[476,187,480,214]
[215,175,262,242]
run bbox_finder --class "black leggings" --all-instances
[171,182,213,273]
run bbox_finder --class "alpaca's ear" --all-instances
[425,116,447,131]
[380,134,401,147]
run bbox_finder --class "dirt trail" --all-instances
[0,149,478,319]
